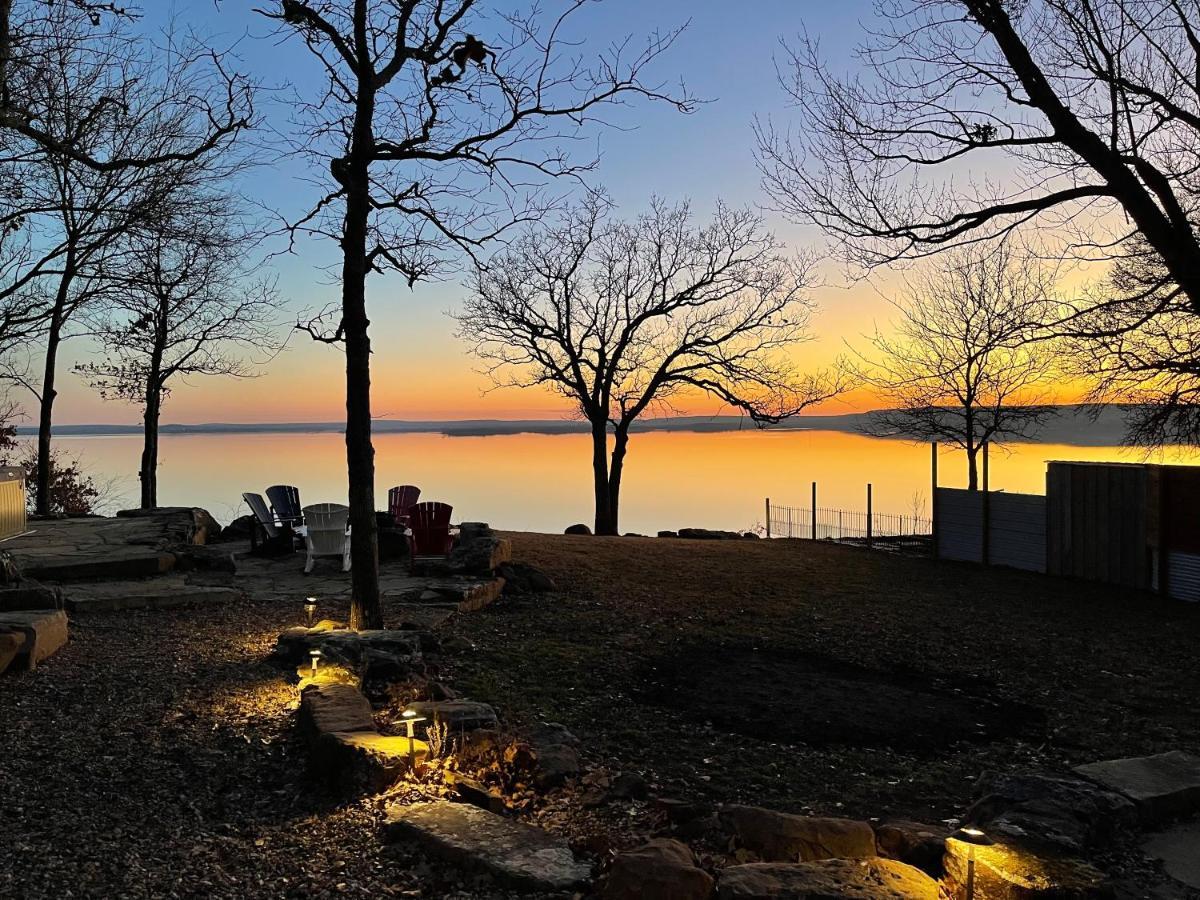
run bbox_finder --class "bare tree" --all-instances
[0,7,254,515]
[757,0,1200,312]
[76,198,280,509]
[856,244,1058,488]
[458,197,841,534]
[263,0,690,628]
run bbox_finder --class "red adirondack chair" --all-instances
[407,501,454,557]
[388,485,421,527]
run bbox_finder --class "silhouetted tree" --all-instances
[856,244,1057,488]
[264,0,689,628]
[757,0,1200,311]
[458,197,841,534]
[77,198,280,508]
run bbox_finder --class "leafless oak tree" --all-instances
[856,244,1058,488]
[0,6,255,515]
[263,0,690,628]
[77,196,280,509]
[757,0,1200,310]
[458,197,841,534]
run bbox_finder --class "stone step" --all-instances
[383,800,590,892]
[403,700,499,733]
[0,609,68,670]
[64,579,241,613]
[25,550,176,583]
[717,859,940,899]
[1075,751,1200,825]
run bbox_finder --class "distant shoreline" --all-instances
[19,405,1141,447]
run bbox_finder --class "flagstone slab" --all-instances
[0,609,67,669]
[383,800,591,892]
[717,859,939,899]
[1142,821,1200,890]
[1075,751,1200,824]
[65,578,241,613]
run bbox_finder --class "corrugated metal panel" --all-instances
[0,467,26,541]
[1168,551,1200,602]
[936,488,983,562]
[935,487,1046,572]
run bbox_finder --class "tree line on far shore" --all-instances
[0,1,1196,632]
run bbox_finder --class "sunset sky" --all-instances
[41,0,1058,425]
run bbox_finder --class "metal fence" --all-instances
[766,501,933,554]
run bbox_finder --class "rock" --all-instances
[717,859,939,899]
[0,609,68,670]
[658,531,679,538]
[872,820,947,878]
[742,532,760,539]
[605,772,650,802]
[66,581,242,613]
[404,700,499,733]
[656,798,714,826]
[383,800,591,892]
[311,731,425,791]
[677,528,744,540]
[521,722,582,789]
[446,536,512,576]
[0,629,22,675]
[1074,751,1200,826]
[565,524,592,535]
[440,635,475,654]
[425,680,458,701]
[1141,821,1200,890]
[496,562,557,594]
[213,514,254,542]
[24,549,175,582]
[967,773,1137,854]
[166,544,237,574]
[943,835,1111,899]
[299,682,377,738]
[458,522,495,543]
[0,582,62,611]
[116,506,221,543]
[377,526,411,563]
[274,627,426,671]
[449,773,510,815]
[720,806,877,862]
[604,839,714,900]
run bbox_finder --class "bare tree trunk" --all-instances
[35,259,73,516]
[966,444,979,491]
[140,381,160,508]
[591,419,613,535]
[342,73,382,631]
[607,425,630,536]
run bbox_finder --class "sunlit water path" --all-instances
[55,430,1199,535]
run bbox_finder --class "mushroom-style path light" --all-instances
[401,709,427,769]
[309,649,322,677]
[304,597,318,626]
[950,827,994,900]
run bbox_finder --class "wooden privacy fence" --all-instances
[935,487,1045,572]
[0,467,26,541]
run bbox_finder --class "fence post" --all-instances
[765,498,771,539]
[931,442,939,559]
[982,440,991,566]
[867,483,873,549]
[787,505,792,538]
[811,481,817,540]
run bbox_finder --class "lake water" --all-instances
[55,429,1198,535]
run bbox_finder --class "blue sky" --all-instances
[55,0,881,424]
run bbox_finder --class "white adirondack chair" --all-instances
[302,503,351,573]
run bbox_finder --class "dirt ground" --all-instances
[449,534,1200,825]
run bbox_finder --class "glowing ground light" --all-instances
[951,827,994,900]
[401,709,427,768]
[309,649,322,676]
[304,597,318,626]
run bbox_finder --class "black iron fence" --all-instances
[765,499,932,554]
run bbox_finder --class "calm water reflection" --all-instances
[56,430,1197,535]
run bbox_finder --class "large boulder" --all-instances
[404,700,499,733]
[0,582,62,612]
[603,839,714,900]
[872,820,947,878]
[564,523,592,535]
[496,562,557,594]
[966,773,1137,855]
[299,682,377,738]
[310,731,425,792]
[446,536,511,575]
[1074,751,1200,826]
[677,528,744,540]
[719,806,877,862]
[717,859,939,899]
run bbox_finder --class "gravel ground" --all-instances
[0,595,540,900]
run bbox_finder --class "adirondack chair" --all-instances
[302,503,351,573]
[266,484,303,529]
[407,501,454,558]
[387,485,421,527]
[243,492,280,551]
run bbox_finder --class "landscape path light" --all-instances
[309,649,322,677]
[304,597,318,626]
[950,826,994,900]
[401,709,427,769]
